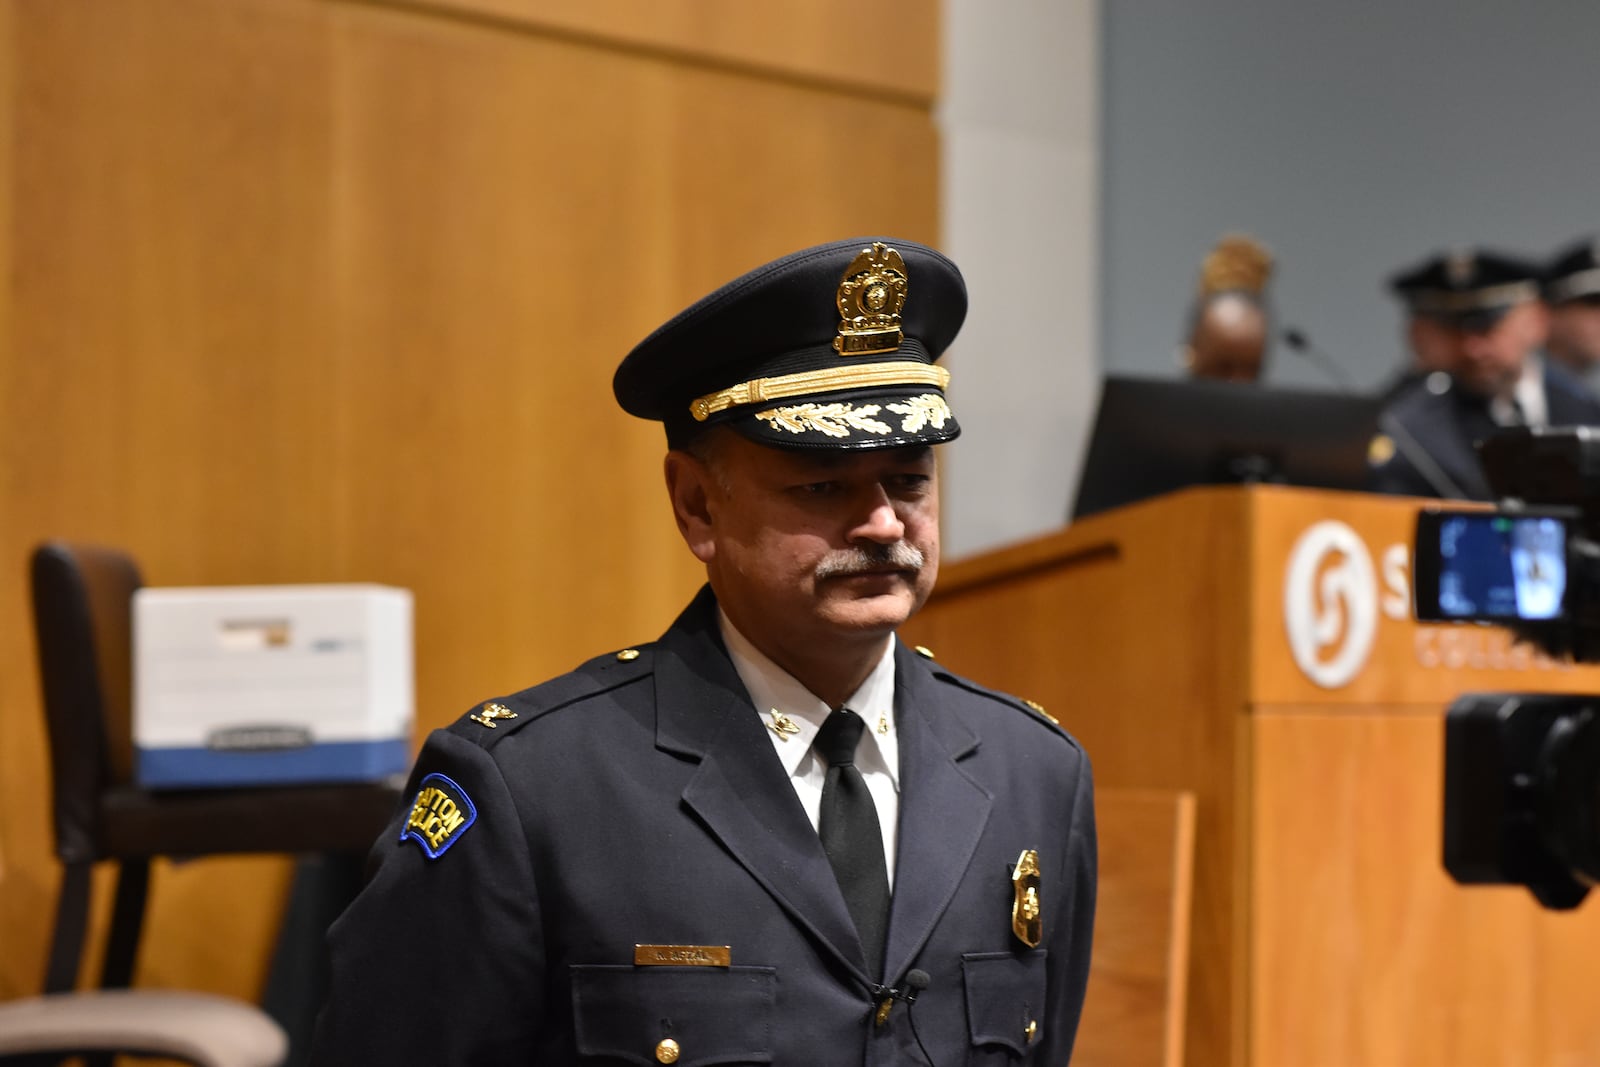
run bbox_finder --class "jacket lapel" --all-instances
[882,644,992,984]
[655,589,873,984]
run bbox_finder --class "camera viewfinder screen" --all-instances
[1436,514,1567,621]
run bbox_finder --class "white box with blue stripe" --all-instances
[133,584,413,788]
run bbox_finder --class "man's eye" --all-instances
[796,481,839,495]
[888,474,932,493]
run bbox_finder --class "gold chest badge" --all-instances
[1012,849,1042,948]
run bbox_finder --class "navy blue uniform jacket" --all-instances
[311,586,1096,1064]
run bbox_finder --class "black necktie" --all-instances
[814,709,890,977]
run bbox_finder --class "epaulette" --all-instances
[922,655,1079,747]
[445,643,657,749]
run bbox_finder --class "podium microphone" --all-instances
[1282,326,1357,392]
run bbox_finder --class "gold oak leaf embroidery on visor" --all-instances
[885,394,951,433]
[754,394,952,439]
[756,402,893,438]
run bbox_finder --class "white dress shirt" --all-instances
[718,610,900,887]
[1494,351,1549,427]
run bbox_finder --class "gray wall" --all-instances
[941,1,1600,560]
[1102,2,1600,392]
[941,0,1099,559]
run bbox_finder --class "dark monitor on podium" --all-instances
[1070,374,1383,521]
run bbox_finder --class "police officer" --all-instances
[1544,237,1600,385]
[1369,248,1600,500]
[310,238,1097,1064]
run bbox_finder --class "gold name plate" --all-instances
[634,944,731,968]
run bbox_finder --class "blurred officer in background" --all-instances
[1544,237,1600,386]
[1369,249,1600,500]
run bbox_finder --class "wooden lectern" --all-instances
[902,485,1600,1067]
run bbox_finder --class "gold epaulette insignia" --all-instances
[914,645,936,659]
[617,648,641,662]
[1012,849,1043,948]
[1023,699,1059,726]
[470,702,517,729]
[400,773,477,859]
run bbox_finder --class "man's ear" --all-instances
[664,450,717,564]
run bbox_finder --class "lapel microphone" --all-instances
[873,969,935,1063]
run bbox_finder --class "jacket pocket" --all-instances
[961,951,1048,1060]
[571,964,776,1065]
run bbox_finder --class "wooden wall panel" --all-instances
[1,0,338,1001]
[327,0,940,702]
[0,0,939,1004]
[361,0,939,102]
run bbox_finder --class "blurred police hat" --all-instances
[1545,238,1600,305]
[614,237,966,450]
[1388,248,1541,332]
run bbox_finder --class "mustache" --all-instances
[813,542,926,581]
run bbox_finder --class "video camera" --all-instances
[1412,426,1600,909]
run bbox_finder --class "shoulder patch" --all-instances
[400,773,477,859]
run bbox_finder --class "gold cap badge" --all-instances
[1445,249,1475,288]
[834,243,907,356]
[1012,849,1043,948]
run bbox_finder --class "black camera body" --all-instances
[1413,426,1600,909]
[1443,693,1600,909]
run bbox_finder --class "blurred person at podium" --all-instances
[1543,237,1600,388]
[1368,248,1600,500]
[311,239,1097,1065]
[1179,234,1273,384]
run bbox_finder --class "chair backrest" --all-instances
[24,538,404,1060]
[30,541,144,866]
[1075,788,1197,1067]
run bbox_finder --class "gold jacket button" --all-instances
[617,648,641,662]
[655,1037,680,1064]
[1025,1019,1039,1043]
[914,645,936,659]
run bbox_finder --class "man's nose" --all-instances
[850,486,906,543]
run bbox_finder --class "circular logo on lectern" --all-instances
[1284,521,1378,689]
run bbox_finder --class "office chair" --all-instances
[0,989,287,1066]
[12,541,404,1063]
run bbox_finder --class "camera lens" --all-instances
[1537,705,1600,887]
